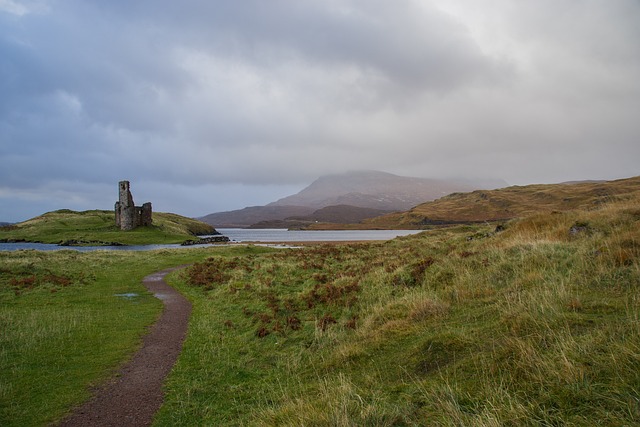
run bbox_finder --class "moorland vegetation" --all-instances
[1,177,639,426]
[156,198,640,425]
[364,176,640,228]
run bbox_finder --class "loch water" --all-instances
[0,229,422,252]
[217,228,421,242]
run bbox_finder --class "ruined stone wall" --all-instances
[137,202,153,227]
[115,181,152,230]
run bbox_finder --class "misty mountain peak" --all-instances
[200,170,506,227]
[269,170,504,211]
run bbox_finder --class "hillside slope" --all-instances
[270,170,505,210]
[248,205,392,229]
[200,170,506,227]
[366,176,640,228]
[0,210,218,245]
[199,205,315,228]
[292,204,392,223]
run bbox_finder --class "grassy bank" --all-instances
[0,246,269,426]
[157,201,640,425]
[0,210,216,245]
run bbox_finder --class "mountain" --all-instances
[364,176,640,229]
[270,170,506,211]
[199,171,506,228]
[199,205,315,228]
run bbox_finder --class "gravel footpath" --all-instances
[58,266,191,426]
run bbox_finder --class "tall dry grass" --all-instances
[157,198,640,425]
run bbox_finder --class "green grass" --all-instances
[0,246,271,426]
[0,209,216,245]
[2,200,639,426]
[155,201,640,426]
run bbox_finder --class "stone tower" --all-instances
[115,181,152,230]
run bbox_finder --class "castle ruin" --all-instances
[115,181,152,230]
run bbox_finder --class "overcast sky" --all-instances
[1,0,639,222]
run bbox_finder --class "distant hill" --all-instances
[248,205,392,229]
[0,209,218,245]
[199,205,315,228]
[270,170,506,211]
[364,176,640,229]
[200,171,506,228]
[293,204,392,223]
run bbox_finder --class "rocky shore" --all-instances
[180,235,230,246]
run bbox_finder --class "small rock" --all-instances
[569,222,590,237]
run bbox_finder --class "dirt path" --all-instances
[58,266,191,427]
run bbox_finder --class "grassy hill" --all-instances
[270,170,505,210]
[365,176,640,229]
[0,209,216,245]
[201,171,506,228]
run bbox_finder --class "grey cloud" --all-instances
[0,0,638,222]
[87,0,506,95]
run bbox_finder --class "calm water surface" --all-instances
[0,229,422,252]
[217,228,421,242]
